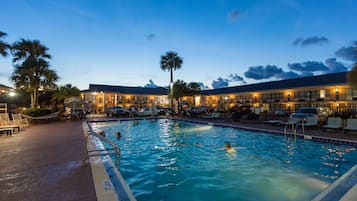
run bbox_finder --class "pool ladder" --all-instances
[82,130,121,168]
[283,118,305,137]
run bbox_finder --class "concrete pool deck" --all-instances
[0,121,97,201]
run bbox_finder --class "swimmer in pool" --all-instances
[224,142,236,154]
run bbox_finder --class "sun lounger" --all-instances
[264,120,283,125]
[344,119,357,133]
[298,117,318,128]
[21,111,60,121]
[0,126,15,136]
[279,118,301,126]
[322,117,342,130]
[202,112,221,120]
[12,113,29,128]
[0,113,19,127]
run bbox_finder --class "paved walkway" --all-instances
[0,121,97,201]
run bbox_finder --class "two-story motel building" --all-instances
[82,72,357,114]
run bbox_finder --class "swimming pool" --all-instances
[90,119,357,201]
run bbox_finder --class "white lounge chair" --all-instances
[202,112,221,120]
[322,117,342,130]
[279,118,301,126]
[21,111,60,121]
[344,119,357,133]
[0,113,19,127]
[12,113,29,128]
[298,117,318,128]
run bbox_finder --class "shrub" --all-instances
[23,108,52,117]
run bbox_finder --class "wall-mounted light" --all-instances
[9,91,16,97]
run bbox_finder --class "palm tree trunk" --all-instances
[30,92,35,108]
[33,88,39,108]
[170,68,174,113]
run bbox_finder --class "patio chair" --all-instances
[279,118,301,126]
[12,113,29,128]
[202,112,221,120]
[21,111,60,122]
[298,117,318,129]
[322,117,342,130]
[0,126,15,136]
[344,119,357,133]
[0,113,18,127]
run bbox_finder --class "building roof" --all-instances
[0,84,12,90]
[88,84,168,95]
[203,72,348,95]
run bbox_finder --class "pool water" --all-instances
[90,119,357,201]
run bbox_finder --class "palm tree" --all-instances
[0,31,10,58]
[160,51,183,112]
[11,39,58,108]
[52,84,81,104]
[170,80,187,112]
[187,82,202,105]
[348,41,357,89]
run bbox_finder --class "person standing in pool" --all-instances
[224,142,236,154]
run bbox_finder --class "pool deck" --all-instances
[0,121,97,201]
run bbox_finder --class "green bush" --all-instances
[23,108,52,117]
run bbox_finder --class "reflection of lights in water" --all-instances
[178,126,213,134]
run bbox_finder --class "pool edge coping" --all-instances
[82,121,137,201]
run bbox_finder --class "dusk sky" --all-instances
[0,0,356,90]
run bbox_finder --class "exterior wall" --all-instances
[202,85,357,114]
[82,92,169,113]
[82,84,357,114]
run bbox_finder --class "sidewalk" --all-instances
[0,121,97,201]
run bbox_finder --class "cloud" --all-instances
[144,79,159,88]
[244,65,313,80]
[211,73,246,88]
[228,73,246,83]
[146,33,156,40]
[287,61,328,72]
[197,82,209,90]
[293,36,329,47]
[211,77,229,89]
[277,71,304,79]
[244,65,284,80]
[334,46,357,62]
[228,9,240,22]
[325,58,348,73]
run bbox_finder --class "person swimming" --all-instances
[116,131,121,139]
[224,142,236,154]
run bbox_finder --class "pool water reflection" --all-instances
[90,119,357,201]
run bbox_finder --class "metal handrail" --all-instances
[83,128,121,168]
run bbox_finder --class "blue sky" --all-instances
[0,0,356,89]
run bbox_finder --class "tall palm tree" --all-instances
[348,41,357,89]
[160,51,183,112]
[11,39,58,108]
[0,31,10,58]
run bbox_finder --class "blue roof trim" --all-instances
[88,84,168,95]
[203,72,348,95]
